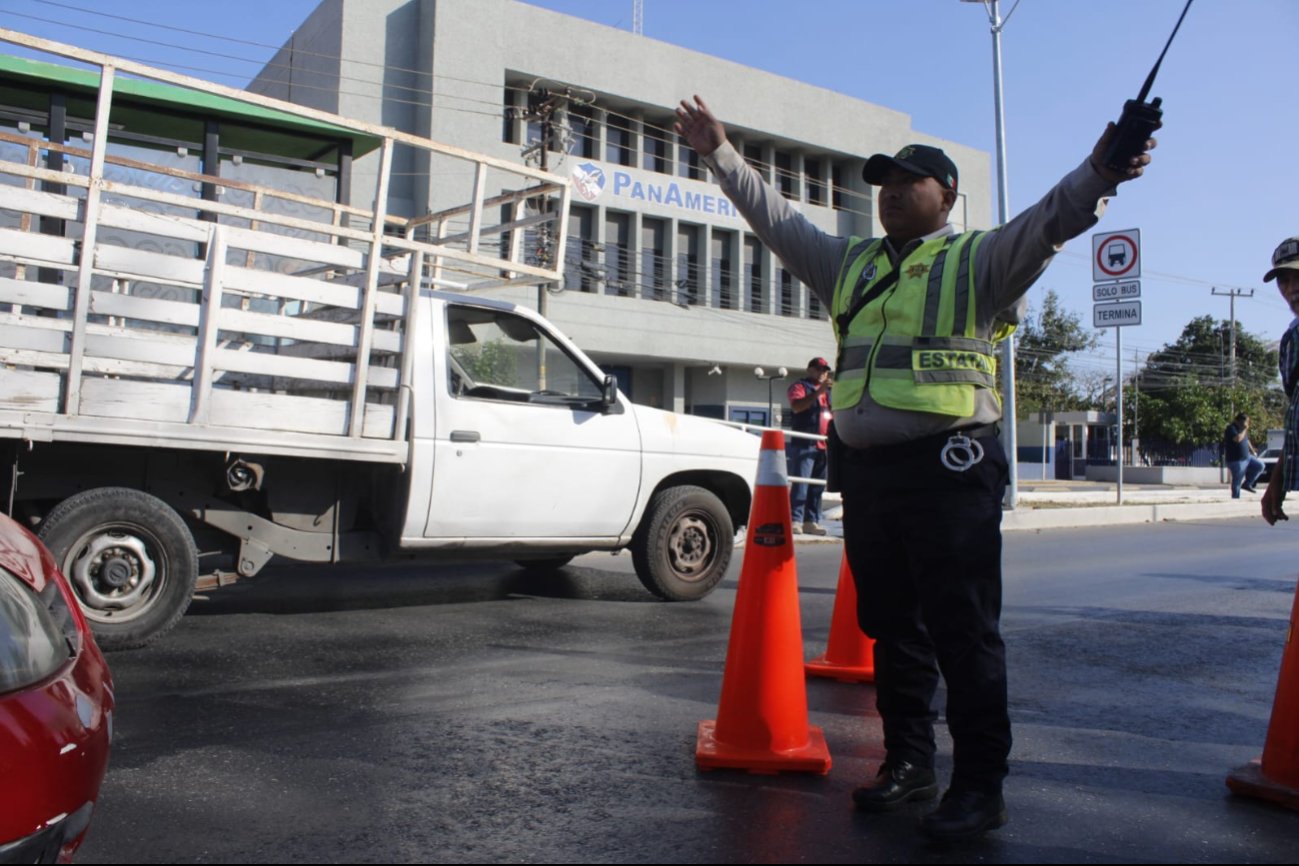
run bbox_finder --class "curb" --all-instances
[1003,500,1258,532]
[808,495,1260,539]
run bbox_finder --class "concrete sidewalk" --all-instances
[1004,478,1263,531]
[810,477,1265,538]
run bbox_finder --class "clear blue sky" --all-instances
[1,0,1292,386]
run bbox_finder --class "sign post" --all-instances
[1092,229,1142,504]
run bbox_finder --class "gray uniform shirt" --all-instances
[704,142,1118,448]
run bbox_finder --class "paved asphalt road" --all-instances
[77,517,1298,864]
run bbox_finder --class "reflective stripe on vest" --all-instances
[829,230,1003,417]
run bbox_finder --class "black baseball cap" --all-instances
[808,357,830,370]
[1264,236,1299,282]
[862,144,958,192]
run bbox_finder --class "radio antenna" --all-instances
[1136,0,1195,103]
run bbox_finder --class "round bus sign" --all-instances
[1092,229,1140,281]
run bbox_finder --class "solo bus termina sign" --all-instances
[1094,299,1142,328]
[1092,228,1141,282]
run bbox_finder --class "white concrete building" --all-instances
[251,0,992,426]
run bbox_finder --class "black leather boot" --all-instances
[920,788,1008,840]
[851,760,939,812]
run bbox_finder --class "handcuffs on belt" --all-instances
[940,432,985,472]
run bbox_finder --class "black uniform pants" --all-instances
[840,428,1011,794]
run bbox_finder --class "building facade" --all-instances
[250,0,993,426]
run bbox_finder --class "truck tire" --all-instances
[39,487,199,651]
[630,485,733,601]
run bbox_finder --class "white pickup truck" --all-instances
[0,32,758,649]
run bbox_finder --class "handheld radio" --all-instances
[1100,0,1195,173]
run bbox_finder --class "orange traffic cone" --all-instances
[805,553,875,683]
[1227,580,1299,809]
[696,429,832,775]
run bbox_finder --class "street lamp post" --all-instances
[754,366,788,428]
[963,0,1020,509]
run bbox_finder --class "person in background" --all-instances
[1262,237,1299,525]
[786,357,833,535]
[1223,412,1264,498]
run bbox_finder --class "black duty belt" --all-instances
[845,423,1000,467]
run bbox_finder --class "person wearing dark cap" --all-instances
[787,357,834,535]
[1262,237,1299,526]
[675,94,1155,840]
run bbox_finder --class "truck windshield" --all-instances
[446,306,604,406]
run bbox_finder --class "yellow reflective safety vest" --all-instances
[829,231,1011,418]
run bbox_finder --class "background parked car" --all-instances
[0,512,114,864]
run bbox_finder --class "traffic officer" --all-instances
[675,95,1155,841]
[1262,236,1299,525]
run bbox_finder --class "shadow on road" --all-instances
[187,559,660,617]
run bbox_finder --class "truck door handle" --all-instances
[450,430,481,443]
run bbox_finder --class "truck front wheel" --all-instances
[631,485,733,601]
[39,487,199,651]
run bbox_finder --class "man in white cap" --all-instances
[1261,237,1299,525]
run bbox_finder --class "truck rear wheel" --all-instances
[39,487,198,651]
[631,485,733,601]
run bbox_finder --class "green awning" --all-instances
[0,53,382,164]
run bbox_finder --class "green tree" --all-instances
[1013,289,1099,415]
[1135,316,1283,448]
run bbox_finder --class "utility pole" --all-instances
[962,0,1019,509]
[1211,287,1254,384]
[519,88,566,318]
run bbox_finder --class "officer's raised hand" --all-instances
[674,95,727,159]
[1089,122,1158,184]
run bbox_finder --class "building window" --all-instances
[730,406,769,427]
[779,269,797,317]
[832,162,847,211]
[677,223,701,306]
[677,135,703,180]
[606,112,633,166]
[775,151,796,200]
[745,234,765,314]
[712,230,735,310]
[564,205,597,292]
[502,88,519,144]
[605,211,632,296]
[743,142,770,181]
[642,217,667,300]
[809,290,826,320]
[525,90,550,154]
[566,104,596,159]
[806,157,826,206]
[643,122,670,174]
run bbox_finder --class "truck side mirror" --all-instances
[602,374,619,407]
